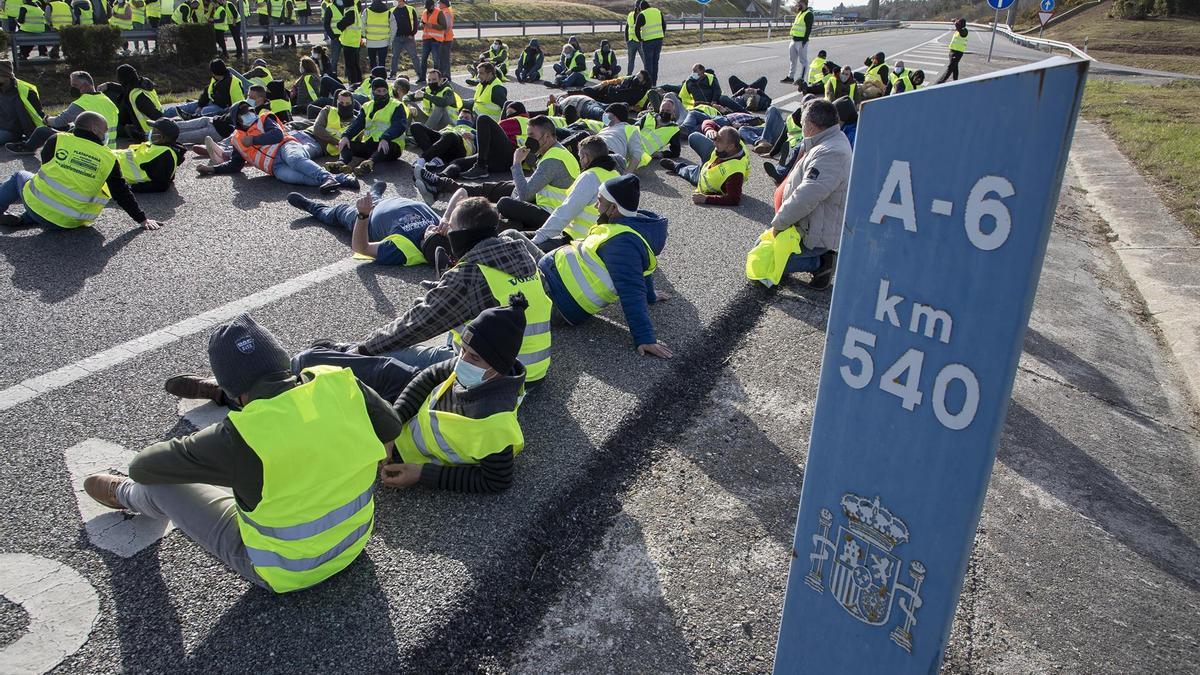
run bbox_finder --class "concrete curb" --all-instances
[1069,119,1200,407]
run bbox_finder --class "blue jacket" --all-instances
[539,210,669,346]
[843,122,856,149]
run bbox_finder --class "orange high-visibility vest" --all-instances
[231,114,295,174]
[421,7,442,40]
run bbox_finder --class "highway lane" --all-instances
[0,28,1058,671]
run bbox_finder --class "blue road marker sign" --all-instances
[1040,0,1056,11]
[773,57,1089,674]
[696,0,712,5]
[988,0,1015,9]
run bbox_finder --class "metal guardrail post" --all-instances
[558,19,563,35]
[476,21,480,39]
[521,21,525,36]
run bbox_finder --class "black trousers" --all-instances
[730,75,767,93]
[342,46,363,84]
[937,50,963,84]
[341,138,403,163]
[368,46,388,69]
[472,114,517,171]
[412,124,468,163]
[497,197,550,231]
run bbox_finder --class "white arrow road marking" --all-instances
[177,398,230,431]
[0,554,99,674]
[65,439,174,558]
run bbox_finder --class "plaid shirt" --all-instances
[357,234,539,355]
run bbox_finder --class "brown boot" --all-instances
[84,473,127,510]
[164,373,224,403]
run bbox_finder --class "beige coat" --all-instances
[769,124,852,251]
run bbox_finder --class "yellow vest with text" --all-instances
[229,367,385,594]
[553,222,657,315]
[23,133,114,229]
[394,370,524,466]
[449,264,553,382]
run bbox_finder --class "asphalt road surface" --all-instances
[1,27,1196,673]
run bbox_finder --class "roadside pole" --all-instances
[771,56,1089,674]
[696,0,709,45]
[985,0,1014,62]
[767,0,778,39]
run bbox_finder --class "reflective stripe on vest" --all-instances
[229,367,385,593]
[420,7,441,40]
[949,30,968,53]
[866,63,889,85]
[894,70,915,93]
[321,105,345,155]
[20,3,46,30]
[131,0,145,23]
[563,166,620,241]
[636,115,678,155]
[553,222,656,316]
[697,144,749,196]
[48,1,70,26]
[337,5,359,46]
[269,97,292,115]
[807,57,825,85]
[15,80,40,126]
[212,4,229,29]
[679,73,714,109]
[115,142,176,184]
[478,264,553,381]
[420,83,461,116]
[353,233,426,265]
[625,10,637,41]
[395,370,524,466]
[785,114,803,146]
[75,93,120,148]
[208,76,245,106]
[745,225,802,288]
[639,7,663,40]
[533,145,580,212]
[357,98,399,142]
[446,123,475,156]
[22,134,114,229]
[363,6,388,41]
[299,74,319,102]
[248,68,273,88]
[472,79,502,118]
[594,49,615,69]
[622,124,650,169]
[231,115,292,174]
[130,88,163,135]
[110,2,133,28]
[790,8,810,39]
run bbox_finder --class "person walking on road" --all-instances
[937,18,969,84]
[635,0,665,86]
[781,0,813,85]
[746,99,849,290]
[0,111,165,231]
[84,314,403,594]
[390,0,420,78]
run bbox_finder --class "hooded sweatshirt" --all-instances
[537,209,668,346]
[357,232,540,355]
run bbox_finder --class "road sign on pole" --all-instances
[698,0,708,45]
[986,0,1015,62]
[772,56,1089,675]
[1040,0,1056,11]
[1038,8,1056,36]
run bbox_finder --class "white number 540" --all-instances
[838,326,981,431]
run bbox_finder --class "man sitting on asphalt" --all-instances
[592,39,621,80]
[325,77,408,178]
[0,60,46,148]
[408,68,462,131]
[409,107,477,171]
[197,101,359,193]
[5,70,119,153]
[84,314,403,594]
[416,115,580,235]
[0,111,165,231]
[634,97,682,159]
[527,174,672,359]
[664,63,722,110]
[747,99,850,290]
[562,103,647,173]
[286,180,450,266]
[546,42,587,89]
[117,118,186,193]
[162,59,247,118]
[465,62,508,123]
[660,125,749,207]
[514,38,545,83]
[824,64,860,104]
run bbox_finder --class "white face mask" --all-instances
[894,66,903,74]
[454,358,488,389]
[240,112,257,127]
[601,113,613,126]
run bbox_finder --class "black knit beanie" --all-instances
[461,294,528,376]
[207,314,291,398]
[210,59,229,77]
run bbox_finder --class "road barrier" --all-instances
[905,20,1092,60]
[5,16,899,71]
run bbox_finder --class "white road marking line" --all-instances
[742,55,778,63]
[855,34,945,72]
[0,257,367,413]
[66,439,175,557]
[897,59,947,67]
[0,553,99,674]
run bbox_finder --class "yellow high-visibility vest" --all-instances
[639,6,663,40]
[696,143,749,196]
[394,369,524,465]
[448,264,553,382]
[533,145,580,212]
[562,166,620,241]
[553,222,657,315]
[23,133,115,229]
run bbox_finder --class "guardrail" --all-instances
[904,20,1091,60]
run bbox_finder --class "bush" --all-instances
[156,23,216,62]
[0,29,8,54]
[59,24,123,69]
[1110,0,1149,17]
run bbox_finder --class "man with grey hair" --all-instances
[0,111,164,231]
[752,98,850,290]
[5,71,120,154]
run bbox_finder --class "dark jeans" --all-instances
[367,46,388,69]
[418,39,437,81]
[340,138,403,163]
[471,114,517,171]
[453,179,516,203]
[496,197,550,230]
[938,50,963,84]
[342,46,362,84]
[730,75,767,94]
[641,38,663,85]
[291,348,418,403]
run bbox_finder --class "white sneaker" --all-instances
[413,157,426,174]
[204,136,227,165]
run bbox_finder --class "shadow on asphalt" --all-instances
[0,226,144,303]
[1000,402,1200,593]
[1022,327,1136,412]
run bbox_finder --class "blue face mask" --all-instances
[240,112,257,127]
[689,73,700,81]
[454,358,488,389]
[601,113,613,126]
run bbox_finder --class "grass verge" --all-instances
[1081,79,1200,234]
[1043,0,1200,75]
[18,26,790,106]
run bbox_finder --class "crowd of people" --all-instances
[0,6,971,593]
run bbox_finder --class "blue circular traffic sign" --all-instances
[988,0,1015,9]
[1040,0,1056,10]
